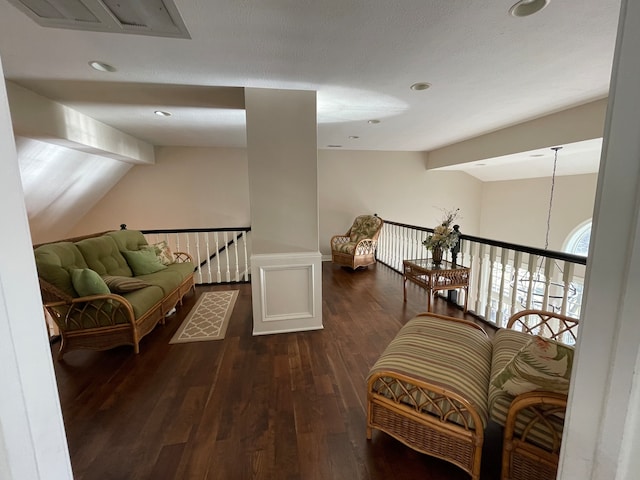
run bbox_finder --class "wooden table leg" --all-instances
[403,275,407,302]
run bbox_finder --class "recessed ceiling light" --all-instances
[154,110,171,117]
[410,82,431,91]
[476,163,487,167]
[88,61,116,72]
[348,136,359,140]
[328,144,343,148]
[367,119,381,124]
[509,0,549,17]
[530,153,545,157]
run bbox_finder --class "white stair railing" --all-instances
[138,227,252,285]
[376,220,586,326]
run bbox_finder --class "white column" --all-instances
[559,1,640,479]
[0,58,73,479]
[245,88,323,334]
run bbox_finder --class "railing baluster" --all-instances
[496,247,509,326]
[224,231,231,282]
[542,257,553,311]
[561,261,574,317]
[205,232,212,284]
[485,246,497,321]
[234,231,240,282]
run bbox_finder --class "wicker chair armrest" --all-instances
[506,309,579,345]
[330,235,350,247]
[354,238,378,255]
[173,251,194,263]
[44,294,136,331]
[504,391,568,454]
[368,370,486,433]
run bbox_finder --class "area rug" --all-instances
[169,290,238,344]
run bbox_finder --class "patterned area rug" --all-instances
[169,290,239,344]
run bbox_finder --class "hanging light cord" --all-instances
[544,146,562,250]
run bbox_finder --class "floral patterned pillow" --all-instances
[151,241,175,265]
[492,335,574,396]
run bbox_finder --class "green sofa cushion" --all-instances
[136,262,194,295]
[120,285,165,319]
[34,242,89,297]
[106,230,149,252]
[75,236,133,277]
[122,248,168,275]
[70,268,111,297]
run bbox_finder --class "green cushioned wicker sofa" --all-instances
[34,229,195,359]
[366,309,578,480]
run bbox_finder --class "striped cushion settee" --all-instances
[366,310,578,480]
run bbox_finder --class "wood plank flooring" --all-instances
[52,261,502,480]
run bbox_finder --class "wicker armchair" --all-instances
[494,310,580,480]
[331,215,383,269]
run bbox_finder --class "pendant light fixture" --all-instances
[513,146,577,312]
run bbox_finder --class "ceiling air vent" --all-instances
[7,0,191,39]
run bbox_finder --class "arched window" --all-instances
[564,221,591,257]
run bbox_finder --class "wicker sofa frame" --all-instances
[36,230,195,360]
[366,309,579,480]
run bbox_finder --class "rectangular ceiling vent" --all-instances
[7,0,191,39]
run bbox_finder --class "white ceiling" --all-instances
[436,138,604,182]
[0,0,621,164]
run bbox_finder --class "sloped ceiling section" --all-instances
[7,83,156,244]
[18,137,133,244]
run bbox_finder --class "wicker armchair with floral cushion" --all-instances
[331,215,383,269]
[489,310,579,480]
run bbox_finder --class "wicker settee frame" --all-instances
[367,310,579,480]
[367,314,490,480]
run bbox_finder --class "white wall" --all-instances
[479,173,598,250]
[318,149,483,256]
[0,58,73,480]
[69,146,250,236]
[559,1,640,478]
[67,146,598,259]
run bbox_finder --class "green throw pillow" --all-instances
[70,268,111,297]
[491,335,574,396]
[122,249,167,275]
[102,275,151,293]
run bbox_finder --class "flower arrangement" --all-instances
[422,208,461,251]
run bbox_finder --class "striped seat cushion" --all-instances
[489,329,566,451]
[368,315,493,429]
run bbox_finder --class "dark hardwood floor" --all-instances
[52,261,502,480]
